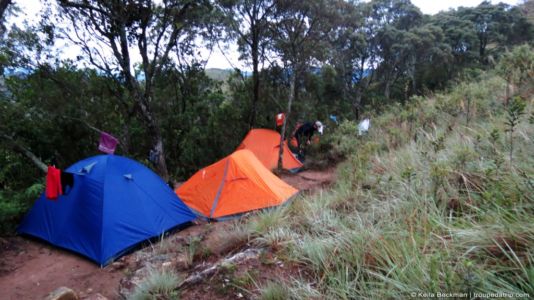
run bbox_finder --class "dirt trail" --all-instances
[281,167,336,192]
[0,167,336,300]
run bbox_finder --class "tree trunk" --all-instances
[411,74,416,96]
[384,80,391,100]
[509,129,514,164]
[352,91,362,120]
[277,72,296,172]
[137,95,169,181]
[0,0,11,23]
[250,38,260,129]
[505,78,513,107]
[352,65,372,119]
[479,34,487,64]
[154,137,168,180]
[120,121,131,155]
[383,63,396,100]
[466,96,471,125]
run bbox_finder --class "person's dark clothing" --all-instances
[294,122,316,149]
[61,172,74,194]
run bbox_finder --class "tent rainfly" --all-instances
[237,128,303,172]
[176,149,298,219]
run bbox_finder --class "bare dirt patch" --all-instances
[0,237,124,299]
[281,167,336,192]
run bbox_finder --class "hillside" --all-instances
[205,68,234,82]
[239,51,534,298]
[106,46,534,299]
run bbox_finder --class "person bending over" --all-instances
[294,120,324,151]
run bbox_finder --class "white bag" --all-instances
[358,118,370,136]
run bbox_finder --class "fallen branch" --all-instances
[177,248,261,289]
[1,134,47,173]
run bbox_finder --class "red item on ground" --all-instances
[46,166,62,200]
[276,113,285,127]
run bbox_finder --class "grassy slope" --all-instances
[248,71,534,298]
[129,49,533,299]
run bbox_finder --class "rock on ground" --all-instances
[45,287,78,300]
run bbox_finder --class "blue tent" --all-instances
[18,155,196,266]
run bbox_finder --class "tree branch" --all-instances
[1,134,47,173]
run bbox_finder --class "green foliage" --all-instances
[328,120,359,158]
[248,206,289,235]
[497,45,534,86]
[505,96,527,163]
[129,269,181,300]
[0,62,253,234]
[506,96,527,129]
[0,182,42,235]
[259,281,289,300]
[185,236,202,268]
[0,195,29,234]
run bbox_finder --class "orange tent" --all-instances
[176,149,298,219]
[237,129,303,171]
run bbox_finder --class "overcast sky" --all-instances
[410,0,520,15]
[11,0,522,70]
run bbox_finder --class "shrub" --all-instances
[0,182,42,235]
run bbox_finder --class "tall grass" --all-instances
[129,268,181,300]
[250,65,534,298]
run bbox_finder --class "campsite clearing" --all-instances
[0,167,335,300]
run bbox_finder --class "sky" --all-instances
[410,0,520,15]
[10,0,523,70]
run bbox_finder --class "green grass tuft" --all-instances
[259,281,290,300]
[129,268,181,300]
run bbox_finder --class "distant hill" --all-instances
[205,68,233,82]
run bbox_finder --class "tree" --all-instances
[431,11,478,76]
[400,23,450,97]
[57,0,210,180]
[0,1,60,172]
[371,0,422,99]
[505,96,526,164]
[217,0,275,128]
[520,0,534,24]
[497,45,534,105]
[0,0,12,33]
[455,2,533,63]
[270,0,332,171]
[328,0,374,118]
